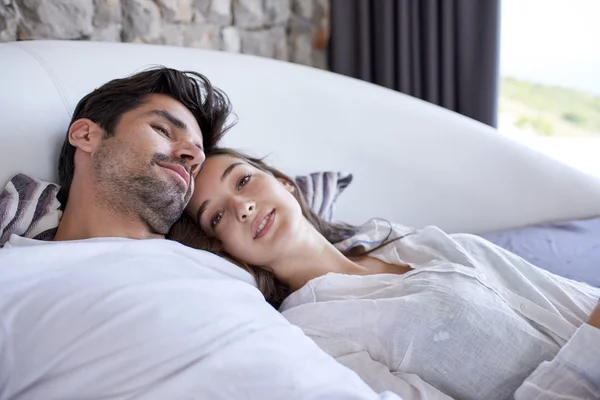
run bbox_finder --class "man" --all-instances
[54,67,231,240]
[0,68,400,400]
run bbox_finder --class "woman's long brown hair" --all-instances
[168,148,407,308]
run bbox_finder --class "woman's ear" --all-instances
[68,118,104,154]
[276,177,295,193]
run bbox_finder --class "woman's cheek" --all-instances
[224,229,244,258]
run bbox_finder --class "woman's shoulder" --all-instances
[334,218,417,253]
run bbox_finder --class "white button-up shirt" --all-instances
[280,220,600,399]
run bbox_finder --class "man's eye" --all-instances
[237,174,251,190]
[153,125,170,137]
[210,212,223,228]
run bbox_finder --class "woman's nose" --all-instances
[234,198,255,222]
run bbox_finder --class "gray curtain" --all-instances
[329,0,501,127]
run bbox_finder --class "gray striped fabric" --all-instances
[294,172,353,221]
[0,172,352,245]
[0,174,62,246]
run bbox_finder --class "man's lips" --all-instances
[158,162,189,189]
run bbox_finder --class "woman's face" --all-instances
[186,155,303,266]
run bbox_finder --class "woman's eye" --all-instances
[237,174,251,190]
[210,212,223,228]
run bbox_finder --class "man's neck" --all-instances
[53,196,164,241]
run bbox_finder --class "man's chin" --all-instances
[139,189,188,235]
[167,180,190,203]
[146,204,186,235]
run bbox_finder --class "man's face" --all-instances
[92,94,205,234]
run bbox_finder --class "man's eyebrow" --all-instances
[145,109,188,131]
[221,162,243,182]
[146,109,203,150]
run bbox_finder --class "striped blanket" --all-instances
[0,174,62,246]
[294,171,353,222]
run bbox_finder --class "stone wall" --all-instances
[0,0,329,68]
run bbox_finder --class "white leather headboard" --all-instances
[1,40,600,233]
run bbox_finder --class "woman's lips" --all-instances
[253,209,276,239]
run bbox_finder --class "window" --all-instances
[499,0,600,177]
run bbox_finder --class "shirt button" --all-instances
[520,303,528,312]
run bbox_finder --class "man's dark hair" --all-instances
[57,66,234,207]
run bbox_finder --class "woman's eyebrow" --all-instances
[196,162,246,226]
[196,162,245,226]
[221,162,243,182]
[197,199,209,227]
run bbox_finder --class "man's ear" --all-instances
[276,177,295,193]
[68,118,104,154]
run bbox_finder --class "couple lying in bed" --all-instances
[1,67,598,400]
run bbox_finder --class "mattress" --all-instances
[481,217,600,287]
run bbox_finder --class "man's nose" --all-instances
[174,140,205,172]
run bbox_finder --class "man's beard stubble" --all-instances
[92,138,192,235]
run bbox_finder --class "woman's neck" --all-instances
[268,221,387,292]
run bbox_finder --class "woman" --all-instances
[170,148,600,400]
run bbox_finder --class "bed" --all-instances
[2,40,599,282]
[0,40,599,399]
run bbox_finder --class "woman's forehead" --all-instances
[191,156,240,212]
[202,154,240,173]
[196,155,246,185]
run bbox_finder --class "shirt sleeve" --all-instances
[514,323,600,399]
